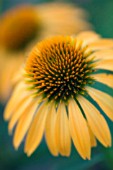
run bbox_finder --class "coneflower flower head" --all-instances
[4,32,113,160]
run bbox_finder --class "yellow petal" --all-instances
[88,39,113,51]
[12,68,25,85]
[0,64,13,102]
[55,102,71,156]
[45,103,58,156]
[5,92,29,121]
[78,96,111,147]
[77,31,100,45]
[95,59,113,71]
[90,50,113,60]
[36,3,92,36]
[68,99,91,159]
[87,124,97,147]
[24,102,49,156]
[8,96,32,134]
[4,81,26,120]
[92,74,113,88]
[13,99,38,149]
[87,87,113,121]
[0,57,23,102]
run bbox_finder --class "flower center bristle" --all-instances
[26,36,95,103]
[0,6,41,51]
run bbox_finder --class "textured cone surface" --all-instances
[26,36,94,103]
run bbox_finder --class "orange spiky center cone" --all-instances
[25,36,95,104]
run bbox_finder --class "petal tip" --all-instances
[13,139,19,150]
[14,145,19,150]
[26,151,32,157]
[8,129,12,135]
[4,113,9,121]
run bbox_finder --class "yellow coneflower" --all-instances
[4,31,113,160]
[0,3,92,102]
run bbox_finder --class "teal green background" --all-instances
[0,0,113,169]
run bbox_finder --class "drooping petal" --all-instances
[55,102,71,156]
[87,124,97,147]
[24,102,49,156]
[12,67,25,85]
[68,99,91,159]
[13,99,38,149]
[45,103,58,156]
[78,96,111,147]
[77,31,100,45]
[4,81,26,120]
[87,87,113,120]
[90,50,113,60]
[92,74,113,88]
[36,3,92,36]
[8,96,32,133]
[88,39,113,51]
[0,64,14,102]
[95,59,113,71]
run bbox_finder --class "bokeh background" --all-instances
[0,0,113,169]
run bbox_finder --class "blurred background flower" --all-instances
[0,2,92,102]
[0,0,113,170]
